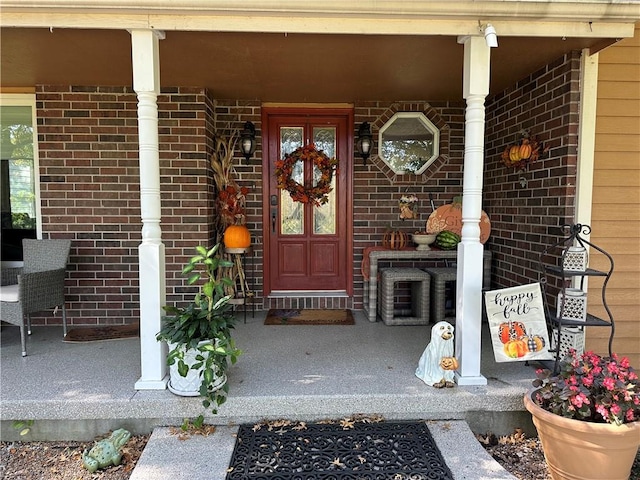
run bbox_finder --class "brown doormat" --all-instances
[264,309,354,325]
[63,323,139,342]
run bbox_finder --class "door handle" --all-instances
[271,208,277,234]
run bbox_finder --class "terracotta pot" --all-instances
[524,389,640,480]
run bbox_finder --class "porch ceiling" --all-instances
[0,28,618,102]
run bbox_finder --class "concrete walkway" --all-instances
[2,309,538,478]
[130,421,516,480]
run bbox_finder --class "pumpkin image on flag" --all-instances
[524,334,546,353]
[485,284,554,363]
[498,321,527,344]
[503,338,528,358]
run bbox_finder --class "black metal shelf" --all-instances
[538,224,615,373]
[545,266,608,277]
[547,313,612,328]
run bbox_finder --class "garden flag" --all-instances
[484,283,553,363]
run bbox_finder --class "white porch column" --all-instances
[131,29,168,390]
[455,35,491,386]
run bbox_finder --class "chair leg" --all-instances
[26,314,32,335]
[19,320,27,357]
[62,303,68,337]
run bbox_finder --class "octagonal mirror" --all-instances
[378,112,439,174]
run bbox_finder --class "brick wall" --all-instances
[484,51,582,297]
[33,51,581,324]
[351,101,466,308]
[220,100,467,311]
[36,86,215,325]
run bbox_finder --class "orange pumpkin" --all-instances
[383,230,408,250]
[503,339,528,358]
[224,225,251,249]
[440,356,459,371]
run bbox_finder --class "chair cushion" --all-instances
[0,284,19,302]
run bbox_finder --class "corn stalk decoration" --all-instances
[211,130,240,241]
[210,130,250,300]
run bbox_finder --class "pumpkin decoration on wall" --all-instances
[500,131,547,170]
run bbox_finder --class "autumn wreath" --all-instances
[275,144,338,206]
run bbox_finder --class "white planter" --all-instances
[167,340,227,397]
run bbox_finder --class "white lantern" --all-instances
[562,246,588,272]
[557,288,587,322]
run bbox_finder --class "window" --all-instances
[378,112,440,174]
[1,95,40,263]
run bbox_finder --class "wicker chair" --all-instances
[0,239,71,356]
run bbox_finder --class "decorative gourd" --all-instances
[223,225,251,249]
[498,321,527,344]
[383,230,408,250]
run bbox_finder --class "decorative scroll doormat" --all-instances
[63,323,139,342]
[264,309,354,325]
[226,418,453,479]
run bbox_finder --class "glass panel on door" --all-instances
[312,127,336,235]
[279,127,303,235]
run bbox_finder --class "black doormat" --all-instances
[226,418,453,479]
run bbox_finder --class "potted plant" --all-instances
[156,244,242,415]
[524,349,640,480]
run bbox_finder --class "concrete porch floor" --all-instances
[0,310,537,442]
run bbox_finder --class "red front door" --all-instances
[263,107,353,294]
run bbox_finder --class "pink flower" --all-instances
[610,404,622,417]
[603,377,616,391]
[581,375,594,388]
[596,404,609,420]
[570,393,590,408]
[532,350,640,425]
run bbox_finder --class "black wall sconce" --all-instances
[357,122,373,165]
[239,121,257,163]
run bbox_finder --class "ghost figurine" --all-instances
[416,321,457,388]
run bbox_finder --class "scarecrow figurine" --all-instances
[399,193,419,220]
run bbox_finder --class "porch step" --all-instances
[265,293,351,310]
[129,421,517,480]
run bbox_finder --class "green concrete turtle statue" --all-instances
[82,428,131,473]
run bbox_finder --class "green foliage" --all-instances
[180,415,205,431]
[12,420,34,436]
[11,212,35,229]
[157,244,242,415]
